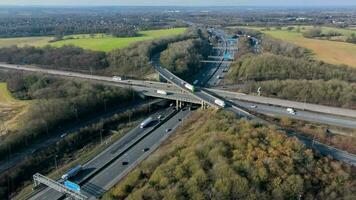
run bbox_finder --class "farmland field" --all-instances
[0,36,52,48]
[0,28,187,52]
[0,83,28,134]
[234,26,356,67]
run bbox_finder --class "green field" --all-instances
[234,26,356,67]
[0,28,187,52]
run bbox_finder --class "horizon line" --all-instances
[0,5,356,8]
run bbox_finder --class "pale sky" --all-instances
[0,0,355,6]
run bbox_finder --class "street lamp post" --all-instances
[100,129,103,145]
[54,155,58,169]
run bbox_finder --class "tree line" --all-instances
[244,79,356,109]
[160,37,211,81]
[105,28,205,79]
[0,8,184,38]
[0,101,159,199]
[0,72,135,160]
[261,35,311,59]
[225,28,356,108]
[0,28,204,79]
[105,110,356,200]
[0,45,108,72]
[227,53,356,83]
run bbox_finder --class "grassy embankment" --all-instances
[0,83,28,134]
[0,28,187,52]
[237,26,356,67]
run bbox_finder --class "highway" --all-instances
[151,28,356,169]
[151,31,255,119]
[0,100,162,174]
[209,89,356,119]
[0,62,177,92]
[26,28,226,200]
[1,63,355,120]
[205,28,234,86]
[80,108,191,199]
[3,27,355,200]
[233,100,356,129]
[29,106,190,200]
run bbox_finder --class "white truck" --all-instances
[184,83,196,92]
[140,117,153,128]
[286,108,296,115]
[214,99,226,108]
[61,165,82,180]
[156,90,167,95]
[112,76,122,81]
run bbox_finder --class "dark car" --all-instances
[122,161,129,165]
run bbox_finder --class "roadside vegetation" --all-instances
[160,30,211,81]
[0,83,29,135]
[0,72,135,162]
[0,45,108,72]
[225,28,356,109]
[106,28,204,79]
[1,100,159,199]
[261,115,356,155]
[244,79,356,109]
[104,110,356,200]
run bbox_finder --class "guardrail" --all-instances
[209,89,356,119]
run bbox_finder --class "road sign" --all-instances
[64,180,80,192]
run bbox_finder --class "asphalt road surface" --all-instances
[81,108,191,199]
[234,100,356,129]
[0,100,161,174]
[1,63,355,120]
[209,89,356,119]
[29,107,190,200]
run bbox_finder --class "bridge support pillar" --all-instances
[176,100,183,110]
[201,101,208,110]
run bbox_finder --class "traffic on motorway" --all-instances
[29,105,191,200]
[2,27,355,200]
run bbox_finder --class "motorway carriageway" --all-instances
[152,29,356,167]
[233,100,356,129]
[29,106,191,200]
[0,100,162,174]
[1,63,356,120]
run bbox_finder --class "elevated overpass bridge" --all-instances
[1,63,356,128]
[4,27,356,200]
